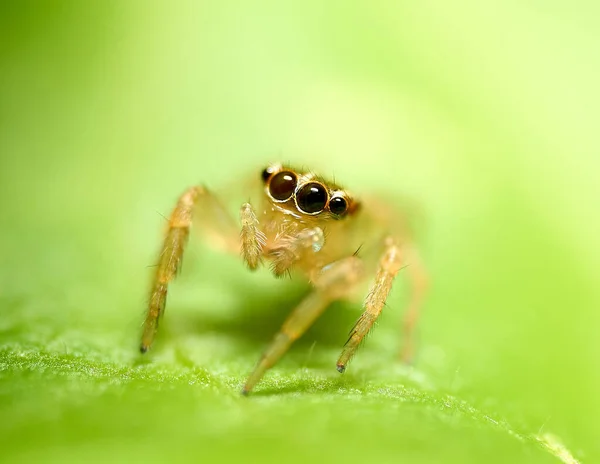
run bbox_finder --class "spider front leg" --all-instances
[140,186,239,353]
[337,237,409,372]
[242,255,364,395]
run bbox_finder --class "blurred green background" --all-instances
[1,1,598,463]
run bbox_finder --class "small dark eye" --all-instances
[329,196,348,216]
[261,168,272,182]
[269,171,297,201]
[296,182,328,214]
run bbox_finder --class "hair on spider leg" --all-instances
[301,340,318,370]
[352,243,365,257]
[155,210,169,222]
[268,259,294,279]
[145,245,171,268]
[344,313,379,344]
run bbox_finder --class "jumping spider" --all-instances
[140,163,428,394]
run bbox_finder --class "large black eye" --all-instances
[329,196,348,216]
[269,171,297,201]
[296,182,328,214]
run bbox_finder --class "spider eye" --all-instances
[261,168,272,182]
[329,196,348,216]
[269,171,297,201]
[296,182,328,214]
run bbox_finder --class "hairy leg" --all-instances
[242,255,363,394]
[140,186,239,353]
[240,202,266,270]
[336,237,405,372]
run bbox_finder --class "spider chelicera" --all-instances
[139,163,428,394]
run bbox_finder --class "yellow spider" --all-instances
[139,163,428,395]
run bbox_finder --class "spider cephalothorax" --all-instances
[139,163,427,394]
[261,164,359,219]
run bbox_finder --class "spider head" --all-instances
[260,164,359,219]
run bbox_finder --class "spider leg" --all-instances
[240,202,266,269]
[140,186,239,353]
[242,255,363,394]
[336,237,406,373]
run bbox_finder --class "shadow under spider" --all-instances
[157,277,363,351]
[139,274,403,396]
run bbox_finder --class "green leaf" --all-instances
[0,1,597,463]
